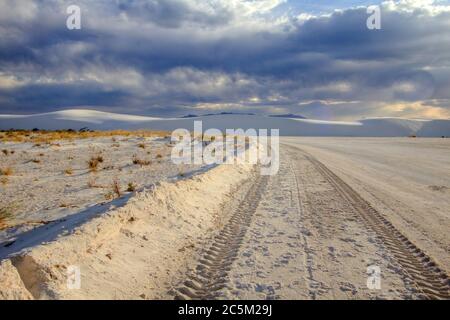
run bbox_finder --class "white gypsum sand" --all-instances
[0,135,204,240]
[0,138,256,299]
[0,156,254,299]
[1,135,449,300]
[282,137,450,272]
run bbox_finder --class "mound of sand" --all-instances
[0,158,254,299]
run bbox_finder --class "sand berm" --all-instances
[0,153,256,299]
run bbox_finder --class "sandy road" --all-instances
[171,144,449,300]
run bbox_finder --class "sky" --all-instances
[0,0,450,120]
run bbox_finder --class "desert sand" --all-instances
[1,135,449,300]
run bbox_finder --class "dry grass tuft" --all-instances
[87,177,101,188]
[132,155,151,166]
[0,205,14,230]
[0,129,169,143]
[88,155,103,172]
[127,182,137,192]
[0,167,13,176]
[111,179,121,198]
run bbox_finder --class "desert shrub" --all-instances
[65,167,73,175]
[32,159,41,164]
[138,143,146,149]
[2,149,8,156]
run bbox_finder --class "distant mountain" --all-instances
[1,109,449,137]
[268,114,306,119]
[181,112,255,118]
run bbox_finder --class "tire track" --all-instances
[170,173,269,300]
[287,158,319,299]
[296,148,450,300]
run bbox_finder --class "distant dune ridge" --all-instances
[0,109,449,137]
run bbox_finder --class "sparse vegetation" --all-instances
[111,179,121,198]
[138,143,146,149]
[32,159,41,164]
[88,155,104,172]
[127,182,137,192]
[0,129,169,143]
[2,149,9,156]
[87,177,101,188]
[132,155,151,166]
[0,167,13,176]
[0,205,14,230]
[65,167,73,175]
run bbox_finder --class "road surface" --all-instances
[170,139,450,300]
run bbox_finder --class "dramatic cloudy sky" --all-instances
[1,0,450,119]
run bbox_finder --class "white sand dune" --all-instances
[1,109,449,137]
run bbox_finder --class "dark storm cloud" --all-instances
[0,0,449,119]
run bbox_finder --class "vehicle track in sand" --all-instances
[170,172,269,300]
[294,147,450,300]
